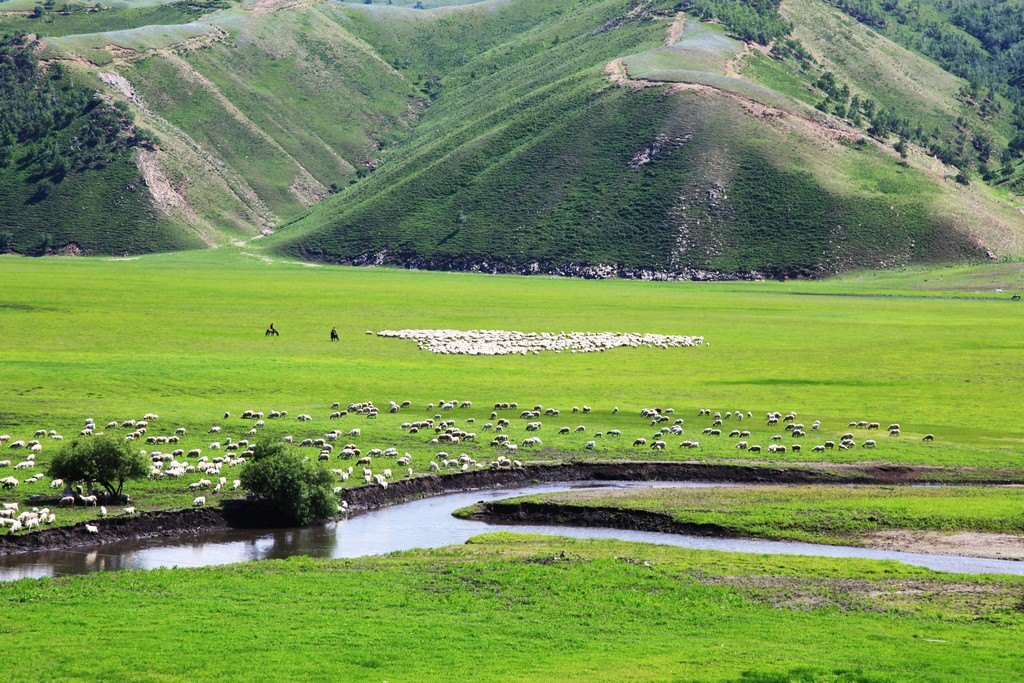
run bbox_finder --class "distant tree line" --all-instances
[676,0,791,45]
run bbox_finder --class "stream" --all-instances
[2,480,1022,581]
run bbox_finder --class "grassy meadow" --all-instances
[0,250,1022,526]
[1,534,1022,681]
[471,484,1024,547]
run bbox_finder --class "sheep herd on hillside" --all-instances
[0,399,936,536]
[375,329,705,355]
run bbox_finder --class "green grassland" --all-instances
[0,250,1022,527]
[1,534,1022,680]
[474,485,1024,545]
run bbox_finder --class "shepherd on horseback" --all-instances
[330,327,339,342]
[266,323,279,337]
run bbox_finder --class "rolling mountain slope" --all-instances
[0,0,1022,275]
[271,0,1023,276]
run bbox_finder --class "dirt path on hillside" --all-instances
[665,12,686,45]
[605,55,863,146]
[724,42,751,78]
[96,70,278,235]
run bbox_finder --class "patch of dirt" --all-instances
[54,243,83,257]
[99,71,147,111]
[103,44,138,58]
[590,0,652,36]
[240,251,274,264]
[724,42,751,78]
[708,574,1022,616]
[665,12,686,46]
[864,530,1024,561]
[628,132,693,169]
[136,148,215,245]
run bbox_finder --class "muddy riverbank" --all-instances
[2,460,1017,556]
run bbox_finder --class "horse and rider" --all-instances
[265,323,341,341]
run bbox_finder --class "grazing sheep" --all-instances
[80,495,98,506]
[922,434,935,442]
[85,524,99,534]
[863,440,877,448]
[59,495,75,506]
[123,507,136,515]
[193,496,206,507]
[632,438,647,447]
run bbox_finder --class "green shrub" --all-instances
[240,448,335,525]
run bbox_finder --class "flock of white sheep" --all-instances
[375,329,704,355]
[1,398,934,536]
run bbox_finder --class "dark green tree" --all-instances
[48,435,148,499]
[240,446,335,525]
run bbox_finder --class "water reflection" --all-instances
[2,481,1023,580]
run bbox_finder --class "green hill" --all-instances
[271,0,1024,276]
[1,0,1023,274]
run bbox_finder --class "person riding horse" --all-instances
[330,327,339,342]
[266,323,279,337]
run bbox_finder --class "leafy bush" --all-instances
[240,447,335,525]
[48,435,148,499]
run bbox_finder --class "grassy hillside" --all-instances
[272,0,1023,276]
[0,0,1021,270]
[0,34,199,254]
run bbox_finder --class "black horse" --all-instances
[266,323,279,337]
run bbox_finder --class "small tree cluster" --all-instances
[240,443,335,525]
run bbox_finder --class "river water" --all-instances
[2,481,1022,581]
